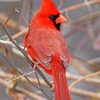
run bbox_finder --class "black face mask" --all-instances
[49,13,61,30]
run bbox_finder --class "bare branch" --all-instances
[0,73,100,99]
[0,14,25,30]
[12,28,28,39]
[0,21,52,88]
[69,71,100,89]
[60,0,100,13]
[70,87,100,99]
[0,78,47,100]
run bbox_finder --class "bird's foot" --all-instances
[32,61,39,70]
[50,82,55,92]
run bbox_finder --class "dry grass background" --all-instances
[0,0,100,100]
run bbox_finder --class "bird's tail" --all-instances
[51,54,70,100]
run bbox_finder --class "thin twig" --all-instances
[0,77,100,99]
[66,73,100,84]
[60,0,100,13]
[0,71,47,88]
[12,27,28,39]
[0,14,25,30]
[35,72,52,100]
[0,71,100,89]
[3,55,53,99]
[71,58,92,75]
[2,56,41,91]
[0,21,52,88]
[25,0,34,17]
[1,40,99,86]
[58,0,63,10]
[0,78,46,100]
[70,87,100,99]
[88,57,100,64]
[69,71,100,89]
[72,55,97,70]
[17,0,28,26]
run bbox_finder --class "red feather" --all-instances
[24,0,71,99]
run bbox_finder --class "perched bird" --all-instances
[24,0,71,100]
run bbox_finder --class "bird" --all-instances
[24,0,71,100]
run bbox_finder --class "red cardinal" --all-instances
[24,0,71,100]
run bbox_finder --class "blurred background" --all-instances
[0,0,100,100]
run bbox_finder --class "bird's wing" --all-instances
[25,27,70,66]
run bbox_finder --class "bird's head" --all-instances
[34,0,68,30]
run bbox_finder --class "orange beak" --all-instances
[56,15,68,24]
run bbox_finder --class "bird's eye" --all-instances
[49,15,54,20]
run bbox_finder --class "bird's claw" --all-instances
[32,61,39,70]
[50,82,55,92]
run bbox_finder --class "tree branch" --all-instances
[69,71,100,89]
[0,21,52,88]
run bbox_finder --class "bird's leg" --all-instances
[33,61,39,70]
[50,81,55,92]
